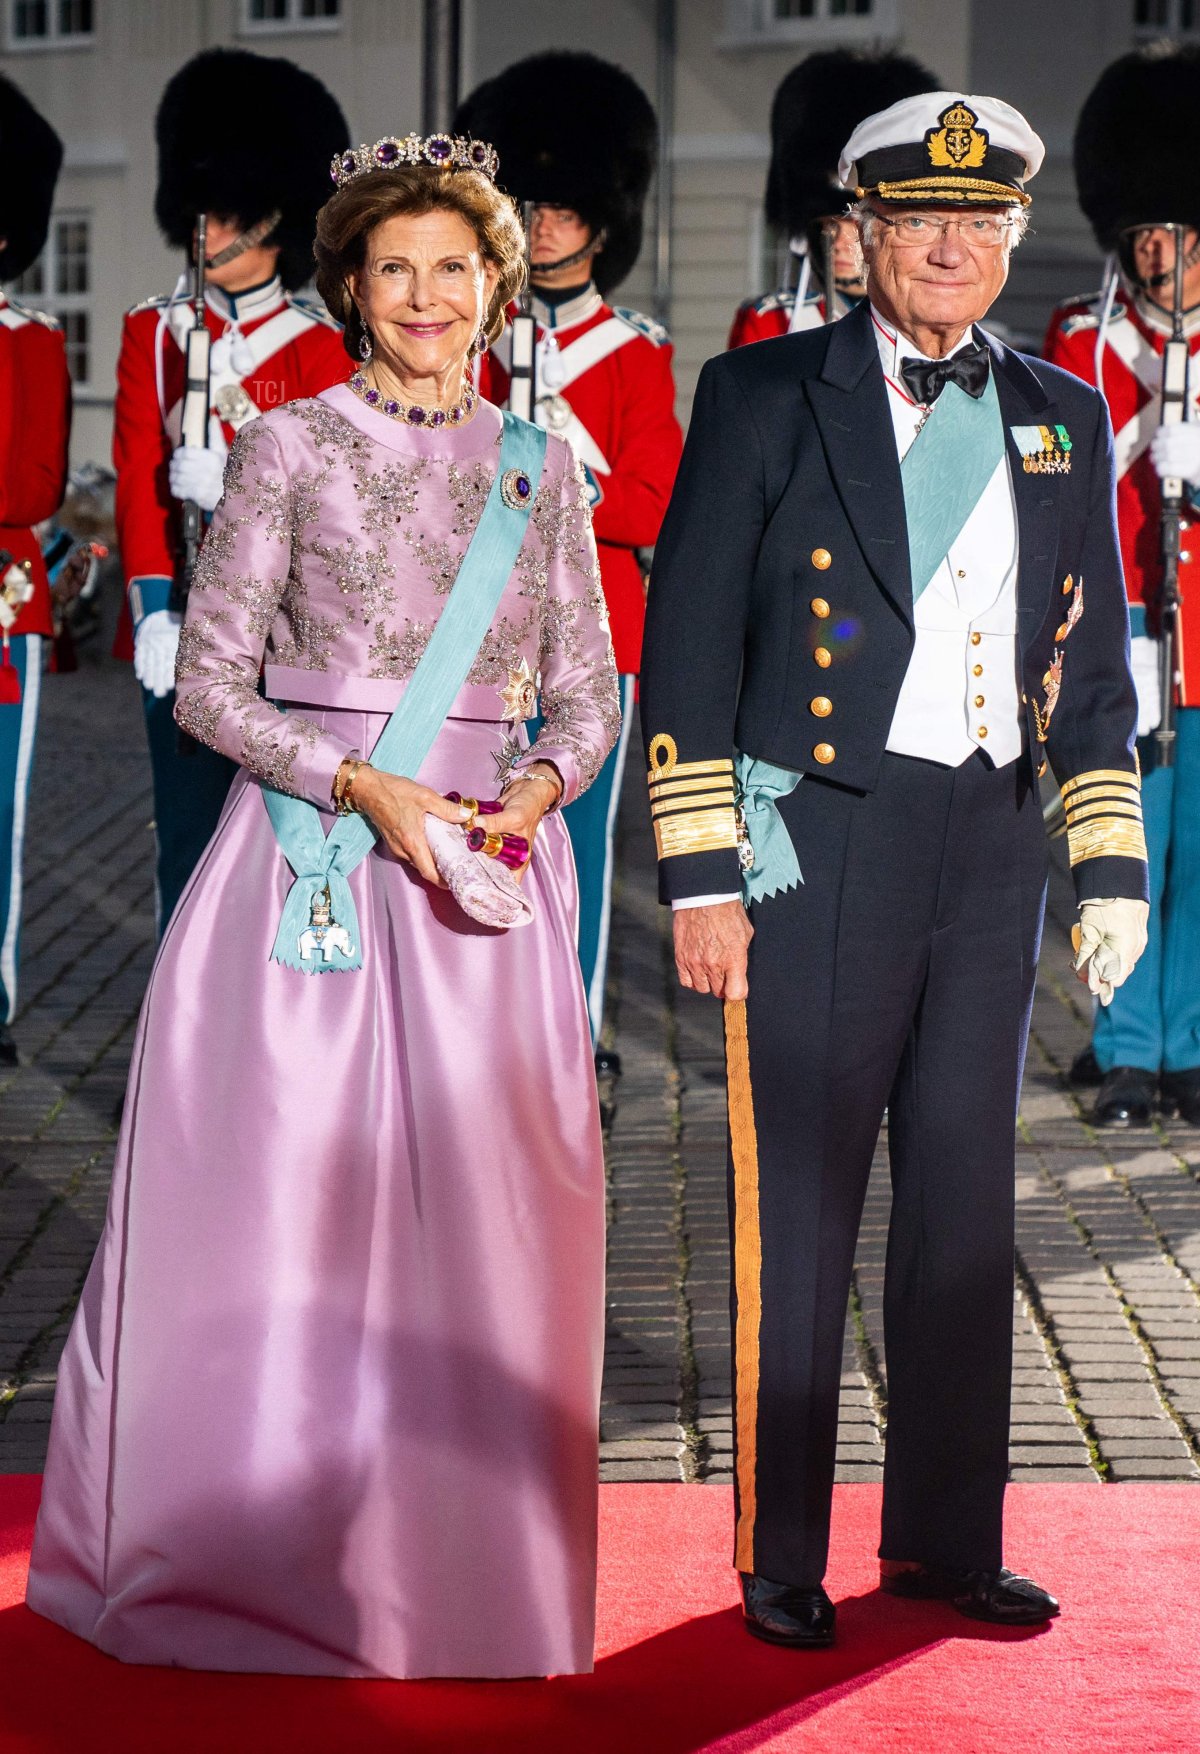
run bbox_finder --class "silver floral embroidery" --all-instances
[369,618,435,678]
[446,460,493,537]
[404,532,460,596]
[355,459,426,532]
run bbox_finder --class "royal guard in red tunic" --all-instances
[1044,46,1200,1126]
[0,76,71,1067]
[728,50,939,351]
[457,53,682,1069]
[115,49,348,931]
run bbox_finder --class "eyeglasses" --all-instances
[874,213,1016,249]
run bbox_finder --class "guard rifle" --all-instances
[507,201,538,421]
[1155,223,1189,771]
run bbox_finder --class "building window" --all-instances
[1134,0,1199,31]
[722,0,896,44]
[9,213,92,388]
[241,0,341,31]
[6,0,94,47]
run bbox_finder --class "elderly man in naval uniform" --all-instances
[641,92,1150,1649]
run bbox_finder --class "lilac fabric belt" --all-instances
[264,665,512,722]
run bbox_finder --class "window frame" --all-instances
[720,0,898,47]
[4,0,96,51]
[239,0,342,36]
[7,209,94,391]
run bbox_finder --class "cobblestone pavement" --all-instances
[2,655,1199,1490]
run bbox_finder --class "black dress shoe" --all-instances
[1068,1043,1103,1087]
[0,1025,17,1068]
[1092,1065,1157,1127]
[881,1561,1059,1626]
[594,1048,622,1078]
[1161,1068,1200,1126]
[740,1572,835,1648]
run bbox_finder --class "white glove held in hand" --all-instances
[1149,422,1200,489]
[133,609,182,699]
[1073,898,1149,1006]
[1128,634,1162,738]
[168,445,226,513]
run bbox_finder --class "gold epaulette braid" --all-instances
[647,733,739,861]
[1060,768,1148,867]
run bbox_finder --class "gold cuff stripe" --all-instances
[1061,769,1141,802]
[1067,819,1149,866]
[725,998,762,1576]
[1064,801,1145,828]
[1064,788,1144,812]
[650,774,736,801]
[863,176,1031,207]
[654,807,739,861]
[647,757,733,784]
[651,790,736,819]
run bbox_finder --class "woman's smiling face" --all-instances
[347,207,499,390]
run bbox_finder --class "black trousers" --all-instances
[727,751,1047,1586]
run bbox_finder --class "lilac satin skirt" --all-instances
[26,706,606,1679]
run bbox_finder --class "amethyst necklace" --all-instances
[348,368,477,430]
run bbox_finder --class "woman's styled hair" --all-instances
[314,165,527,359]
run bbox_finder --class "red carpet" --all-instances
[1,1479,1196,1752]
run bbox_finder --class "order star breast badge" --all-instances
[499,656,540,722]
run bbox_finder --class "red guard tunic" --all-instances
[112,276,347,657]
[0,295,71,639]
[727,286,826,350]
[479,289,682,675]
[1044,286,1200,703]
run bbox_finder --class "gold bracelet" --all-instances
[509,766,563,809]
[335,757,364,816]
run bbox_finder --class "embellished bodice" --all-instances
[174,386,620,808]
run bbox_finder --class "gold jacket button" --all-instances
[811,548,832,570]
[1062,578,1073,594]
[1055,622,1069,641]
[970,631,982,646]
[811,596,831,618]
[973,663,983,677]
[978,726,988,738]
[810,696,833,717]
[974,694,985,708]
[813,741,836,764]
[814,646,832,668]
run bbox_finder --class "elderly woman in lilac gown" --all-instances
[26,134,619,1681]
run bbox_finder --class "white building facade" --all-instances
[2,0,1195,466]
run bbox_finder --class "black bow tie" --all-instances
[900,342,991,408]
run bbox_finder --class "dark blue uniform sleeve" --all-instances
[640,357,765,903]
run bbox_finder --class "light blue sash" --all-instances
[735,750,804,906]
[262,412,547,972]
[901,371,1004,603]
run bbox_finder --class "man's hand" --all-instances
[169,445,226,513]
[1149,422,1200,489]
[1072,898,1149,1006]
[133,608,182,699]
[673,899,753,1000]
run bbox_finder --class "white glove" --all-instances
[1128,633,1163,738]
[1073,898,1149,1006]
[168,445,226,513]
[133,608,182,699]
[1149,422,1200,488]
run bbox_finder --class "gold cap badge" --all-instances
[925,101,989,170]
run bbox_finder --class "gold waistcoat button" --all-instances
[811,548,832,570]
[811,596,831,618]
[978,726,988,738]
[813,742,836,765]
[970,631,982,646]
[974,694,985,708]
[814,646,832,668]
[810,696,833,718]
[972,663,983,677]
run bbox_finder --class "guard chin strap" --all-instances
[205,210,282,271]
[1117,224,1200,293]
[529,228,606,282]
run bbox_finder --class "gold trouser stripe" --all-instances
[724,997,762,1575]
[1061,768,1141,801]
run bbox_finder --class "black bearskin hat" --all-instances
[154,48,348,291]
[454,53,656,295]
[1075,45,1200,248]
[766,49,939,244]
[0,75,63,282]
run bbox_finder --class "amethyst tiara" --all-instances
[331,133,500,189]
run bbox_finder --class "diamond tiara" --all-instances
[331,133,500,189]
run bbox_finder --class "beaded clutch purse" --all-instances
[424,815,534,930]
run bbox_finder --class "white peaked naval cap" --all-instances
[838,92,1046,207]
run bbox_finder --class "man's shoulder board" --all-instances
[1055,292,1128,339]
[286,292,341,330]
[4,298,60,331]
[742,289,796,318]
[125,294,171,318]
[611,305,670,347]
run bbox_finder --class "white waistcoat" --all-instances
[872,311,1022,769]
